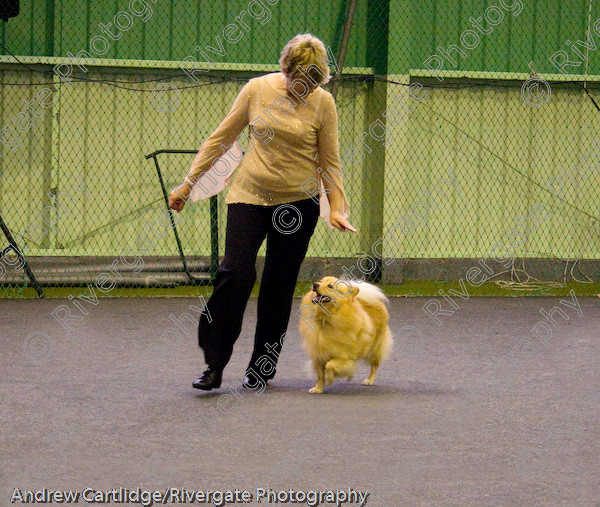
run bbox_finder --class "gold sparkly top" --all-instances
[185,72,350,216]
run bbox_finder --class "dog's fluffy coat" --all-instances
[298,277,393,393]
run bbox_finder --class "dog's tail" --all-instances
[349,280,394,361]
[380,326,394,360]
[348,280,389,306]
[368,325,394,362]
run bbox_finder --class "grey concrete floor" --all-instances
[1,296,599,506]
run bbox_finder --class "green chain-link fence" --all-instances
[2,0,600,297]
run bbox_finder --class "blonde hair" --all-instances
[279,33,331,85]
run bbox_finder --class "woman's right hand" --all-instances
[168,183,191,213]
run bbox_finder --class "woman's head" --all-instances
[279,34,331,92]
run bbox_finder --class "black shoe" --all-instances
[192,368,222,390]
[242,374,270,389]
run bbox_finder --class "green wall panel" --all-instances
[382,74,600,259]
[9,2,600,78]
[0,69,368,258]
[3,1,369,68]
[389,0,600,76]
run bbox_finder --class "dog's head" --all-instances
[309,276,359,308]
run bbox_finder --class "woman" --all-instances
[168,33,355,391]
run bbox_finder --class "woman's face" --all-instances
[285,73,319,96]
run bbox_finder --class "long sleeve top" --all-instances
[184,72,350,217]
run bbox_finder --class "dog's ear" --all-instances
[351,285,359,298]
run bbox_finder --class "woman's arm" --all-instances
[169,80,252,212]
[317,93,356,232]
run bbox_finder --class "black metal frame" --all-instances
[0,213,45,297]
[145,149,219,285]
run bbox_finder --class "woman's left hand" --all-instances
[330,211,357,232]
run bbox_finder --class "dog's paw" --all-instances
[362,378,374,386]
[309,386,323,394]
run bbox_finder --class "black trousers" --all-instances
[197,197,320,377]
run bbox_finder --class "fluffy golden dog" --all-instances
[298,276,393,394]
